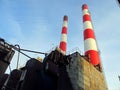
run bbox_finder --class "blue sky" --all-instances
[0,0,120,89]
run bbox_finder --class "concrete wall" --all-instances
[67,52,108,90]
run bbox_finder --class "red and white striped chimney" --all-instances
[59,15,68,54]
[82,4,100,66]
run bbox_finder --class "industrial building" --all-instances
[67,52,108,90]
[0,4,108,90]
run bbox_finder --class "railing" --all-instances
[67,47,83,55]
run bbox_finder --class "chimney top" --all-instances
[63,15,68,21]
[82,4,88,10]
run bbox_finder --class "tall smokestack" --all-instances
[59,15,68,54]
[82,4,100,66]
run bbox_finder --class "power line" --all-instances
[20,48,47,55]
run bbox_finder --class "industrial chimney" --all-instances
[82,4,101,67]
[59,15,68,55]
